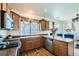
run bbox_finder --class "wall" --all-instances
[48,19,65,33]
[74,22,79,33]
[53,20,65,33]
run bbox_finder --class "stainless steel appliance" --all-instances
[44,37,53,52]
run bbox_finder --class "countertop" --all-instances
[0,39,21,56]
[10,34,74,43]
[43,35,74,42]
[0,34,74,56]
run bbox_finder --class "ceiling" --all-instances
[8,3,79,21]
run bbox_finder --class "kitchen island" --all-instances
[43,35,74,56]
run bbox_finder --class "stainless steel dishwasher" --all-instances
[44,37,53,52]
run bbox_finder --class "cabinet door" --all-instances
[32,37,44,49]
[58,46,68,56]
[52,40,59,55]
[33,39,40,48]
[40,37,44,47]
[52,40,68,56]
[53,45,59,55]
[20,39,33,52]
[25,40,33,51]
[12,12,20,30]
[68,42,74,56]
[1,3,7,11]
[6,4,11,15]
[40,20,46,30]
[0,3,1,10]
[46,21,49,30]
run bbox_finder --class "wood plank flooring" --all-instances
[21,48,54,56]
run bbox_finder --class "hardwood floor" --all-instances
[20,48,54,56]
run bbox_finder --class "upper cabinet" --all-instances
[11,11,20,30]
[0,3,1,10]
[0,3,13,29]
[0,3,20,30]
[0,3,11,13]
[0,3,7,29]
[1,3,7,11]
[45,21,49,30]
[39,19,49,31]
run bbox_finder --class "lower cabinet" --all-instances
[20,37,44,52]
[52,39,74,56]
[24,39,33,51]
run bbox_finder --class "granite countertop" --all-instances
[0,39,21,50]
[0,39,21,56]
[43,35,74,42]
[10,34,74,42]
[7,34,47,39]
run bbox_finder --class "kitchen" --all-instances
[0,3,79,56]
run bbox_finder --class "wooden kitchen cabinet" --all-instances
[11,11,20,30]
[52,39,74,56]
[0,3,11,14]
[0,3,13,28]
[33,39,41,48]
[0,3,7,28]
[0,3,1,10]
[20,38,33,52]
[39,19,46,30]
[39,19,49,30]
[23,39,33,51]
[1,3,7,11]
[46,21,49,30]
[32,37,44,48]
[53,45,59,55]
[20,37,44,52]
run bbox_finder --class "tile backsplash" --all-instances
[7,30,20,36]
[0,30,20,37]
